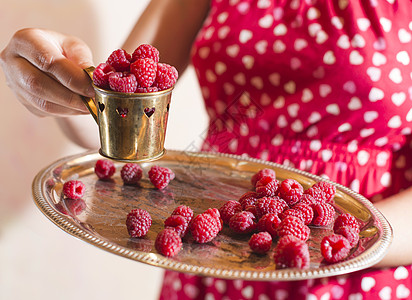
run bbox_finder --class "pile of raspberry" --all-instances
[92,44,178,93]
[219,168,361,268]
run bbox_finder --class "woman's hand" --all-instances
[0,28,94,117]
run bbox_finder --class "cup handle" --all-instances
[81,66,98,124]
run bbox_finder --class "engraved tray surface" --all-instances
[32,150,392,281]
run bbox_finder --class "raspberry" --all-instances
[255,176,280,197]
[334,226,360,248]
[171,205,194,223]
[249,232,272,254]
[106,49,131,72]
[312,181,336,203]
[120,163,142,185]
[148,165,175,189]
[164,214,189,238]
[95,159,116,180]
[333,213,360,233]
[279,209,304,222]
[251,168,277,187]
[155,228,182,257]
[108,72,138,93]
[292,203,314,225]
[274,235,310,269]
[278,179,304,206]
[321,234,351,263]
[204,208,223,231]
[219,200,242,224]
[136,86,159,93]
[244,205,258,219]
[132,44,160,63]
[238,191,259,209]
[277,216,310,241]
[130,58,157,87]
[92,63,115,90]
[154,63,178,90]
[311,202,335,226]
[304,186,327,203]
[126,209,152,238]
[62,180,85,199]
[229,211,257,234]
[256,213,281,237]
[298,194,317,206]
[255,196,288,219]
[190,213,220,243]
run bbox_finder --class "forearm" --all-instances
[373,186,412,268]
[122,0,210,74]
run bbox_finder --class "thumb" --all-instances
[61,36,95,97]
[62,36,94,69]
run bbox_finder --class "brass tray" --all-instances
[32,150,392,281]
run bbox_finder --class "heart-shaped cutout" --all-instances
[116,107,128,118]
[98,102,105,112]
[144,107,155,118]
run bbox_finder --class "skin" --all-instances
[0,0,411,268]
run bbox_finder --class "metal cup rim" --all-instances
[92,84,174,98]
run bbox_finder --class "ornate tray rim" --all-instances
[32,149,393,281]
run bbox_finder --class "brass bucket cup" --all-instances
[81,66,172,162]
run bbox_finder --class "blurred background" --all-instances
[0,0,207,299]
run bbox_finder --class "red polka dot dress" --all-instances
[160,0,412,299]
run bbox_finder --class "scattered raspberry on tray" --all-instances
[164,214,189,238]
[304,186,327,203]
[190,212,220,243]
[148,165,175,190]
[321,234,351,263]
[126,209,152,238]
[334,226,360,248]
[255,176,280,197]
[238,191,259,209]
[95,159,116,180]
[274,235,310,269]
[278,179,304,206]
[292,203,314,225]
[155,228,182,257]
[249,231,272,254]
[62,180,85,200]
[312,181,336,203]
[229,211,257,234]
[279,208,304,222]
[171,205,194,224]
[277,216,310,241]
[204,208,223,231]
[311,202,335,226]
[255,196,288,219]
[333,213,360,233]
[120,163,142,185]
[256,213,281,237]
[219,200,242,225]
[251,168,277,187]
